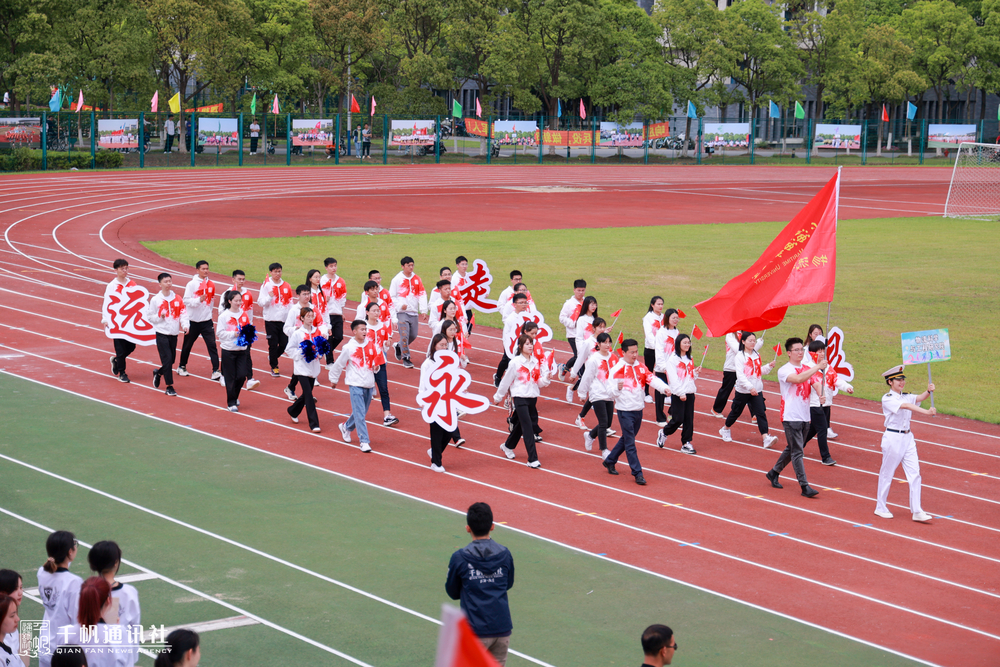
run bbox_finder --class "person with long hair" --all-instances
[718,332,778,449]
[806,323,840,439]
[652,308,679,425]
[568,318,608,431]
[0,571,26,667]
[0,595,21,667]
[641,296,664,403]
[421,334,459,472]
[712,329,764,418]
[657,333,699,455]
[153,629,200,667]
[570,296,599,401]
[37,531,82,667]
[577,332,618,458]
[217,290,253,412]
[285,307,325,432]
[364,301,399,427]
[87,542,139,667]
[438,319,468,448]
[494,334,550,468]
[58,577,121,667]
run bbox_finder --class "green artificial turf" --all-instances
[145,216,998,424]
[0,374,925,667]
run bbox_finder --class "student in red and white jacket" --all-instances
[801,338,854,466]
[143,273,190,396]
[179,260,221,380]
[451,255,474,334]
[641,296,664,402]
[577,332,618,458]
[259,262,294,377]
[568,318,608,431]
[571,296,599,401]
[363,301,399,428]
[719,331,778,449]
[217,291,253,412]
[389,256,429,369]
[218,270,260,390]
[656,334,700,454]
[558,279,587,379]
[712,329,761,417]
[496,269,523,312]
[330,320,381,452]
[493,334,550,468]
[357,269,396,322]
[652,308,680,425]
[494,294,530,386]
[320,257,348,354]
[499,283,538,319]
[421,334,461,472]
[103,258,140,383]
[285,307,324,432]
[602,339,670,485]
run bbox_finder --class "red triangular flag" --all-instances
[616,331,624,346]
[350,94,361,113]
[773,343,783,356]
[695,170,840,336]
[677,309,686,318]
[881,104,889,122]
[610,308,622,317]
[692,324,703,340]
[435,605,501,667]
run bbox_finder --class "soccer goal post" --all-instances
[943,142,1000,219]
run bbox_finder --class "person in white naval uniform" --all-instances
[875,365,936,522]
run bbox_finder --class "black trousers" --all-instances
[504,397,539,463]
[288,374,319,429]
[654,371,670,423]
[713,370,737,413]
[362,141,371,157]
[154,333,178,387]
[179,319,219,372]
[804,406,832,460]
[643,348,656,396]
[465,308,474,335]
[663,393,695,444]
[164,134,174,152]
[725,391,769,434]
[566,338,579,373]
[250,136,259,153]
[329,314,344,351]
[495,354,511,386]
[374,363,391,411]
[221,349,251,407]
[588,400,614,451]
[113,338,136,375]
[265,320,287,370]
[430,422,456,466]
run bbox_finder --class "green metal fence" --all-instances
[2,111,995,171]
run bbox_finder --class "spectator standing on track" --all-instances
[363,301,399,428]
[259,263,294,377]
[102,259,140,383]
[712,329,763,418]
[285,307,324,433]
[249,118,260,155]
[640,624,678,667]
[641,296,664,402]
[557,279,587,380]
[652,309,679,426]
[153,629,200,667]
[320,258,347,356]
[87,541,140,667]
[603,339,671,485]
[163,115,175,154]
[37,531,82,667]
[718,331,778,449]
[330,320,380,452]
[217,291,253,413]
[657,333,700,454]
[765,338,825,498]
[875,365,935,522]
[178,261,221,381]
[494,334,550,468]
[389,256,429,369]
[143,273,189,397]
[445,502,515,666]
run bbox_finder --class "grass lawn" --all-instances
[146,216,998,423]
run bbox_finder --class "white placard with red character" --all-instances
[824,326,854,396]
[454,259,499,314]
[416,351,490,431]
[103,281,155,345]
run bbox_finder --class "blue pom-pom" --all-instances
[314,336,330,357]
[237,324,257,347]
[299,339,317,363]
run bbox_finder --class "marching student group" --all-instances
[100,253,937,522]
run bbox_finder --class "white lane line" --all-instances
[157,616,260,637]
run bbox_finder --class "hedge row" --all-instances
[0,148,124,172]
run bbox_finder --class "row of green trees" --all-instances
[2,0,995,127]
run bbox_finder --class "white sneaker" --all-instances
[431,464,446,472]
[575,415,588,430]
[874,509,893,519]
[583,432,594,451]
[339,422,352,443]
[601,449,611,460]
[762,434,778,449]
[680,443,696,455]
[500,444,516,459]
[656,431,666,448]
[606,428,617,437]
[290,415,299,423]
[360,442,371,453]
[312,427,321,433]
[719,427,732,442]
[211,370,222,380]
[827,428,839,439]
[711,410,724,418]
[656,421,667,428]
[527,460,541,468]
[177,366,189,377]
[557,364,567,381]
[219,375,226,387]
[246,378,261,391]
[427,448,433,459]
[284,387,296,401]
[565,385,574,402]
[644,395,653,404]
[228,405,238,412]
[912,511,932,522]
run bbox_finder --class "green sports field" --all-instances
[147,216,999,423]
[0,373,926,666]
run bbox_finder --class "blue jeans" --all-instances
[606,409,644,477]
[345,386,373,443]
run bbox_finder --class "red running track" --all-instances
[1,166,997,667]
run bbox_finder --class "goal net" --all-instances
[944,142,1000,219]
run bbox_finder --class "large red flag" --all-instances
[695,169,840,336]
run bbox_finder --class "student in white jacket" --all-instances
[178,261,221,380]
[143,273,190,397]
[0,595,22,667]
[577,332,618,457]
[719,331,778,449]
[363,302,399,428]
[557,279,586,379]
[641,296,664,403]
[36,531,82,667]
[285,308,324,432]
[496,269,523,312]
[330,320,380,452]
[259,262,294,377]
[801,338,853,466]
[656,333,700,455]
[421,334,458,472]
[568,318,608,431]
[388,256,429,369]
[320,257,348,354]
[712,329,764,417]
[217,291,253,412]
[493,334,551,468]
[652,308,680,425]
[494,294,529,386]
[571,296,599,401]
[282,285,325,401]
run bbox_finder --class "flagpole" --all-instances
[697,344,709,370]
[826,302,831,334]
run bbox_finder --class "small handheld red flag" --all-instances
[470,313,476,326]
[677,309,686,318]
[610,308,622,318]
[616,331,624,346]
[692,324,703,340]
[350,94,361,113]
[773,343,783,356]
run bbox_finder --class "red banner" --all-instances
[645,121,669,140]
[464,118,489,137]
[541,129,594,146]
[184,103,224,113]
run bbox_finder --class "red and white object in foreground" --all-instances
[434,605,501,667]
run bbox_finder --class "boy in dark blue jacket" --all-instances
[446,502,516,666]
